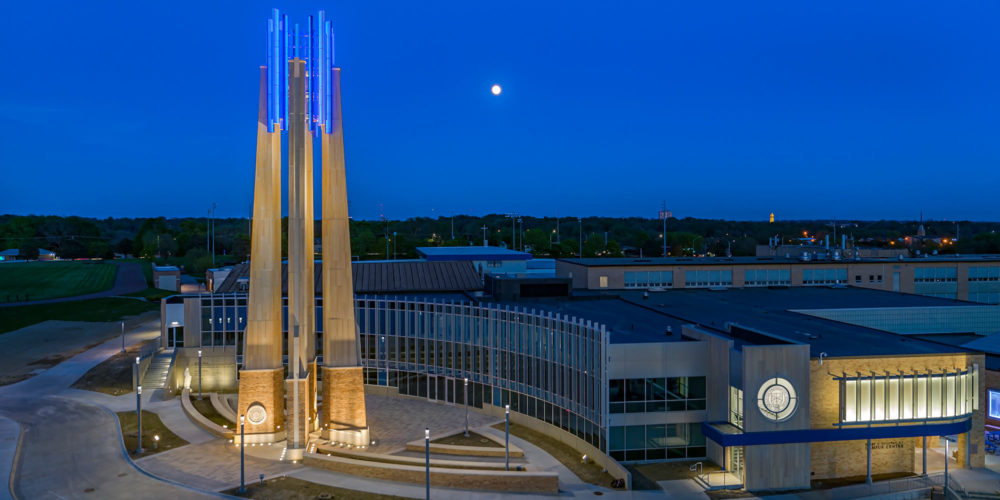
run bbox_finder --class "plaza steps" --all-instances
[142,351,173,389]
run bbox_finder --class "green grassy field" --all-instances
[0,261,116,302]
[0,297,158,334]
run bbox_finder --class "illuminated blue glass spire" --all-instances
[265,9,336,135]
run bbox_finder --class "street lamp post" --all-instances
[393,231,397,260]
[463,378,469,437]
[425,427,430,500]
[121,321,125,353]
[198,349,203,400]
[505,404,510,471]
[239,414,246,494]
[578,219,583,257]
[136,384,143,454]
[153,434,159,450]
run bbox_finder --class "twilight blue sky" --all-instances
[1,1,998,221]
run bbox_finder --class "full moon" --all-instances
[491,84,502,96]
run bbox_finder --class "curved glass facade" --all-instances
[356,296,609,452]
[197,293,610,452]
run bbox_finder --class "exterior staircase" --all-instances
[142,351,173,389]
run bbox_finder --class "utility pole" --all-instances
[517,218,523,251]
[211,202,217,267]
[556,216,560,244]
[451,217,455,240]
[505,214,518,250]
[662,201,667,257]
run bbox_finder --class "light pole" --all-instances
[481,225,488,246]
[153,434,159,450]
[198,350,203,400]
[239,414,246,494]
[578,219,583,257]
[121,321,125,353]
[463,378,469,437]
[505,404,510,471]
[944,437,950,493]
[136,384,143,454]
[425,427,430,500]
[393,231,397,260]
[211,202,216,267]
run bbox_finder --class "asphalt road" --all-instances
[0,323,218,499]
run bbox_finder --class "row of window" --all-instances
[624,271,673,288]
[841,369,977,423]
[608,423,706,462]
[744,269,790,287]
[609,377,707,414]
[914,267,957,282]
[685,270,733,288]
[969,267,1000,281]
[802,268,848,285]
[615,266,1000,290]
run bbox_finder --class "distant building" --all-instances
[205,266,233,292]
[152,264,181,291]
[557,253,1000,304]
[0,249,18,261]
[415,245,532,276]
[38,249,56,261]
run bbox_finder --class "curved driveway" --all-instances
[0,323,217,499]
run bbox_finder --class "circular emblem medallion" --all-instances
[756,377,797,422]
[246,403,268,425]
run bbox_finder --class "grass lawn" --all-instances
[118,410,188,458]
[491,422,616,487]
[71,339,156,395]
[432,431,502,448]
[225,476,408,499]
[124,287,175,301]
[0,261,116,302]
[192,396,235,427]
[0,297,158,334]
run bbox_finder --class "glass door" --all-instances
[730,446,745,482]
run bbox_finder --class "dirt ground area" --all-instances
[0,311,158,385]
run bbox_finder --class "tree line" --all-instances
[1,214,998,275]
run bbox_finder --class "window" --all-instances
[624,271,673,289]
[599,276,608,288]
[608,423,706,462]
[914,267,957,283]
[991,390,1000,420]
[802,268,847,285]
[855,275,862,284]
[608,377,705,413]
[729,386,744,429]
[841,367,977,423]
[744,269,790,287]
[969,267,1000,282]
[684,270,732,288]
[877,274,883,283]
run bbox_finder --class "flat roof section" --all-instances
[559,253,1000,267]
[612,287,973,358]
[417,246,532,262]
[487,296,691,344]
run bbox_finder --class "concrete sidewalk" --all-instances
[0,416,20,500]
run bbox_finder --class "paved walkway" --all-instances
[0,417,19,500]
[0,261,148,308]
[365,394,501,453]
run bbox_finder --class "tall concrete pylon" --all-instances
[321,66,369,446]
[236,65,285,444]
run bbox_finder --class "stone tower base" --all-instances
[321,366,369,446]
[236,367,286,444]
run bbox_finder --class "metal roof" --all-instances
[215,260,483,295]
[417,246,532,261]
[611,287,975,357]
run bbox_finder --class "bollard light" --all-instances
[505,404,510,471]
[425,427,430,500]
[153,435,160,450]
[463,377,470,438]
[136,385,143,454]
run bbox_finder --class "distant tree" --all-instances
[115,238,133,256]
[605,240,624,257]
